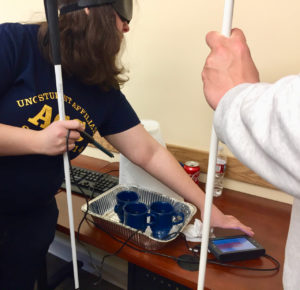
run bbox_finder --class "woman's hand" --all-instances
[34,120,83,155]
[203,204,254,236]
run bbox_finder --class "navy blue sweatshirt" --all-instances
[0,23,139,213]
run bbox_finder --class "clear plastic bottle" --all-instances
[213,145,227,197]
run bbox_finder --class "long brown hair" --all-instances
[38,0,127,90]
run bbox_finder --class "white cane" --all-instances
[197,1,234,289]
[44,0,80,288]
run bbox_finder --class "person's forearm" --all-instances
[0,124,40,156]
[139,145,205,211]
[106,124,254,235]
[105,124,205,210]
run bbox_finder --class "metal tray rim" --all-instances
[81,184,197,246]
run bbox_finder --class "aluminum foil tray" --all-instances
[81,185,197,250]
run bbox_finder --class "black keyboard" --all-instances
[60,166,119,198]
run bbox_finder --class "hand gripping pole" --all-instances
[197,1,234,289]
[44,0,80,288]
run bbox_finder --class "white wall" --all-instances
[1,0,45,23]
[123,0,300,151]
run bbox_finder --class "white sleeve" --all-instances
[214,74,300,197]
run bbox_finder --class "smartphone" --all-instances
[208,235,265,262]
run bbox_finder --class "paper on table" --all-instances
[119,120,183,201]
[182,218,203,242]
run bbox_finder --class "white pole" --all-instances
[54,66,80,289]
[45,0,80,286]
[197,1,234,289]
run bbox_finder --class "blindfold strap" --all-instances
[59,0,131,23]
[60,3,83,15]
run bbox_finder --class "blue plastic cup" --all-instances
[123,202,154,232]
[150,201,184,240]
[114,190,139,223]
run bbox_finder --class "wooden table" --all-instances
[55,155,291,290]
